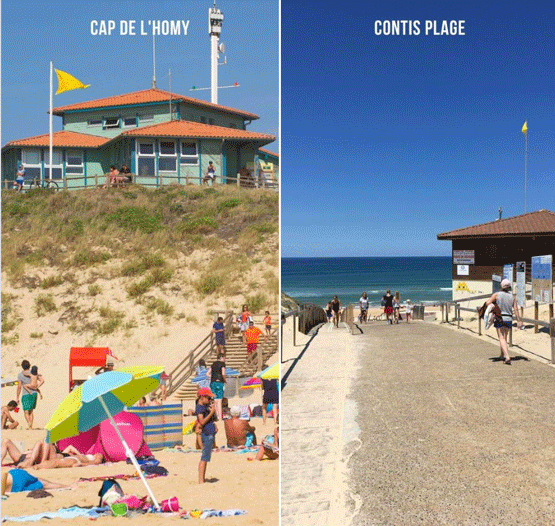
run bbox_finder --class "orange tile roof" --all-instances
[52,88,259,120]
[3,130,109,149]
[258,148,278,157]
[119,120,275,143]
[437,210,555,239]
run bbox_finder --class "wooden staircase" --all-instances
[164,312,278,401]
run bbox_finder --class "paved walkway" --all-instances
[281,320,555,526]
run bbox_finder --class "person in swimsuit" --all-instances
[331,296,341,328]
[33,450,104,469]
[2,469,76,494]
[382,290,394,324]
[485,279,522,364]
[326,302,333,323]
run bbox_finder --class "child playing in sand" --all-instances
[1,401,19,429]
[263,311,272,337]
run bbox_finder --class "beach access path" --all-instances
[281,319,555,526]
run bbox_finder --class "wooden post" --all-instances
[509,326,513,347]
[293,313,297,347]
[257,343,262,372]
[535,301,539,333]
[550,318,555,364]
[446,304,449,324]
[477,307,482,336]
[441,303,444,323]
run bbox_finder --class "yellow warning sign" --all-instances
[455,282,470,292]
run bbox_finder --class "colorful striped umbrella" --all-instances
[240,377,262,390]
[256,362,279,380]
[45,366,164,508]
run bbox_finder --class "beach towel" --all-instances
[1,506,109,522]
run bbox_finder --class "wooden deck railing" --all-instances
[3,172,279,191]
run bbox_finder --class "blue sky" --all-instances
[281,0,555,257]
[1,0,278,147]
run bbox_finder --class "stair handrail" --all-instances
[165,311,234,396]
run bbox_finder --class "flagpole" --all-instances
[49,61,53,184]
[524,128,528,214]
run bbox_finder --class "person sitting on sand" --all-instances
[224,406,257,448]
[2,401,19,430]
[33,450,104,470]
[2,469,77,495]
[248,415,279,461]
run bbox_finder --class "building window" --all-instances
[208,118,215,125]
[140,114,154,123]
[180,141,198,166]
[103,117,120,129]
[159,140,176,172]
[88,119,102,127]
[137,141,155,177]
[122,115,137,127]
[200,116,207,124]
[21,149,41,180]
[44,150,63,179]
[66,150,84,175]
[229,123,236,128]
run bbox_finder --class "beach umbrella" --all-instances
[256,362,279,380]
[240,377,262,389]
[44,365,164,509]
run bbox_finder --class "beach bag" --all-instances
[98,479,124,507]
[161,496,180,512]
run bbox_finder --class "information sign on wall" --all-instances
[516,261,526,308]
[531,255,553,304]
[453,250,475,265]
[457,264,469,276]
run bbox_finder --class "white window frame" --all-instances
[44,150,63,180]
[136,140,156,177]
[65,150,84,175]
[21,149,42,180]
[88,119,102,127]
[180,141,199,166]
[158,140,177,172]
[103,117,120,129]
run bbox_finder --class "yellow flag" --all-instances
[55,69,90,95]
[521,121,528,135]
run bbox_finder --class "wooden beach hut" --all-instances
[437,209,555,306]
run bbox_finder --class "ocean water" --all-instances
[281,257,452,308]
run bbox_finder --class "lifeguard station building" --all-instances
[437,209,555,304]
[1,88,276,189]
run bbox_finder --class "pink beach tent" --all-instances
[56,411,151,462]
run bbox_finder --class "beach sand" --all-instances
[1,275,278,524]
[1,389,278,525]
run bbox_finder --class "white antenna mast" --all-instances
[208,1,224,103]
[152,34,157,88]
